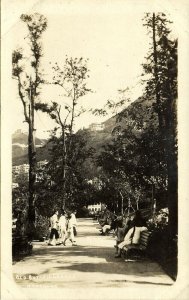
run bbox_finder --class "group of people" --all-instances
[48,209,77,246]
[48,206,148,256]
[98,207,148,258]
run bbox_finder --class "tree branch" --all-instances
[17,74,30,123]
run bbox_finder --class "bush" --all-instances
[146,208,177,280]
[77,206,89,218]
[34,215,50,241]
[147,208,169,231]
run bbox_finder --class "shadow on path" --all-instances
[13,218,174,287]
[24,244,172,285]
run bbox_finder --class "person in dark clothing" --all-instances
[132,210,147,227]
[98,207,111,227]
[100,214,117,235]
[114,216,133,254]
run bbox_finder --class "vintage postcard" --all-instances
[1,0,189,299]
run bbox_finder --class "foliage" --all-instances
[34,214,50,240]
[95,97,167,213]
[38,57,92,209]
[12,13,48,232]
[146,222,177,280]
[76,206,90,218]
[12,173,29,218]
[147,207,169,231]
[91,13,177,237]
[142,13,177,236]
[11,12,177,245]
[34,129,95,215]
[12,194,28,219]
[12,13,48,123]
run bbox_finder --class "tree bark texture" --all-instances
[27,101,37,239]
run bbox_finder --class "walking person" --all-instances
[48,210,60,246]
[58,209,67,244]
[63,214,77,246]
[71,210,77,237]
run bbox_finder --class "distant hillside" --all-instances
[12,130,49,165]
[12,96,155,166]
[102,96,155,131]
[80,96,156,162]
[12,129,45,146]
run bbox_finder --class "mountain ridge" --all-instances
[12,96,154,166]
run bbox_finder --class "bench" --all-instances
[122,230,151,260]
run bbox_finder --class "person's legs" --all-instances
[54,229,61,245]
[115,227,124,254]
[115,240,127,257]
[48,229,55,245]
[115,247,122,257]
[70,228,76,245]
[118,228,125,241]
[73,226,77,236]
[60,227,66,243]
[63,231,70,245]
[114,240,121,254]
[102,225,111,234]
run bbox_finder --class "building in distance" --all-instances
[89,123,105,131]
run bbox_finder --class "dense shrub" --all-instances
[76,206,89,218]
[34,215,50,241]
[147,208,169,231]
[146,208,177,280]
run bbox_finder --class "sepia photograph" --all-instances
[1,0,189,299]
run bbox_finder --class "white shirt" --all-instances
[70,213,77,226]
[124,226,147,244]
[67,218,74,231]
[59,215,66,228]
[50,214,58,229]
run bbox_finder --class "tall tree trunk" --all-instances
[62,92,76,209]
[27,100,36,239]
[152,13,164,131]
[166,133,178,237]
[62,129,67,209]
[62,164,66,209]
[164,94,178,237]
[152,12,166,193]
[119,191,124,215]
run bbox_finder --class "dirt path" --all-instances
[12,218,173,292]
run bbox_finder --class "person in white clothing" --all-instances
[118,226,147,247]
[71,210,77,237]
[115,210,147,257]
[58,210,67,244]
[63,214,77,246]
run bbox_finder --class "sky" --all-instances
[3,0,179,139]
